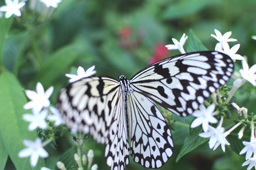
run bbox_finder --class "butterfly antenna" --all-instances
[95,65,122,75]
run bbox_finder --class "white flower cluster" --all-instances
[166,29,256,170]
[18,66,96,168]
[166,30,256,170]
[19,82,64,168]
[0,0,62,18]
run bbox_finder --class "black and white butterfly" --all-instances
[57,51,234,170]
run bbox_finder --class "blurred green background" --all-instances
[2,0,256,169]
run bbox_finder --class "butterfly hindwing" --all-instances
[128,91,174,169]
[57,76,121,144]
[105,93,130,170]
[130,51,234,117]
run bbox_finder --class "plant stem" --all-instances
[42,138,53,147]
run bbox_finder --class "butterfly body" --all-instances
[57,51,234,170]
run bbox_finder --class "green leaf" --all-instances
[102,40,140,77]
[176,126,208,162]
[36,42,86,87]
[162,0,215,20]
[186,30,208,52]
[0,71,44,170]
[228,134,244,154]
[0,132,8,170]
[0,17,13,66]
[58,145,77,169]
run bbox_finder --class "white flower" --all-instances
[240,121,256,160]
[24,82,54,113]
[165,33,188,54]
[215,43,244,61]
[199,125,228,150]
[211,29,237,47]
[240,59,256,86]
[66,66,96,83]
[47,107,64,126]
[191,104,217,132]
[22,110,48,131]
[252,36,256,40]
[242,155,256,170]
[18,138,49,167]
[240,140,256,160]
[41,167,50,170]
[0,0,25,18]
[40,0,61,8]
[212,134,230,152]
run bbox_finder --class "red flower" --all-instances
[154,43,170,59]
[148,43,170,64]
[119,27,132,38]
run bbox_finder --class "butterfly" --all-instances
[57,51,234,170]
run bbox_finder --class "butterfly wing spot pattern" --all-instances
[57,51,234,170]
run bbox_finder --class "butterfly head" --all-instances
[119,74,126,81]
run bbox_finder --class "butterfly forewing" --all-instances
[130,51,234,117]
[127,91,174,168]
[57,76,121,144]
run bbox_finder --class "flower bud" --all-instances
[91,164,98,170]
[82,154,87,166]
[238,127,245,139]
[74,153,82,167]
[57,161,66,170]
[87,149,94,169]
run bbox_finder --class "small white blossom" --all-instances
[24,82,54,113]
[240,140,256,160]
[211,29,237,48]
[191,104,217,132]
[40,0,61,8]
[240,121,256,160]
[212,134,230,152]
[18,138,48,167]
[252,36,256,40]
[242,155,256,170]
[66,66,96,83]
[165,33,188,54]
[199,125,228,150]
[215,43,244,61]
[47,107,64,126]
[22,110,48,131]
[240,59,256,86]
[0,0,25,18]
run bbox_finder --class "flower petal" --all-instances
[36,82,45,95]
[45,86,54,99]
[18,148,33,157]
[30,152,39,167]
